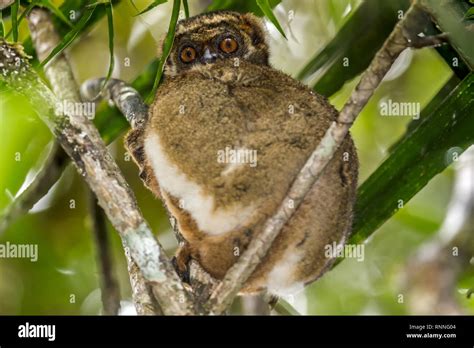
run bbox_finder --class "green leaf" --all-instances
[421,0,474,69]
[5,1,38,40]
[39,0,74,28]
[297,0,410,97]
[147,0,180,102]
[87,0,110,7]
[133,0,167,16]
[103,1,115,86]
[129,0,140,14]
[387,75,464,154]
[256,0,286,39]
[464,7,474,19]
[20,0,116,66]
[182,0,189,18]
[11,0,19,42]
[273,298,301,315]
[350,73,474,245]
[0,10,4,38]
[207,0,233,11]
[39,6,96,67]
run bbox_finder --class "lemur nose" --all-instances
[202,47,217,63]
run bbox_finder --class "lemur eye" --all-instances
[219,37,238,54]
[180,46,197,63]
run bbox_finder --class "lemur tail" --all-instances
[80,78,148,129]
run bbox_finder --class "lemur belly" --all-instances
[144,133,256,236]
[143,131,352,296]
[144,132,306,295]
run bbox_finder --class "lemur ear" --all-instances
[241,13,267,46]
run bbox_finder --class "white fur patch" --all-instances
[221,161,245,176]
[219,146,257,176]
[144,134,255,236]
[266,249,304,296]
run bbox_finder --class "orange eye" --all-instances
[219,37,238,54]
[180,46,196,63]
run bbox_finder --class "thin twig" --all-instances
[3,8,196,315]
[208,2,443,314]
[89,191,121,315]
[269,297,301,316]
[0,143,68,235]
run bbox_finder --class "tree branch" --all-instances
[23,8,165,315]
[0,8,197,315]
[89,191,121,315]
[124,247,163,315]
[208,2,442,314]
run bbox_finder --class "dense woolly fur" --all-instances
[127,12,359,295]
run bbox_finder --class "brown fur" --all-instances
[125,12,358,294]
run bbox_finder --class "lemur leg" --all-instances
[173,244,192,283]
[80,78,148,128]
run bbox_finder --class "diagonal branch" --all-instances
[0,8,196,315]
[208,1,445,314]
[24,8,162,315]
[0,142,68,235]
